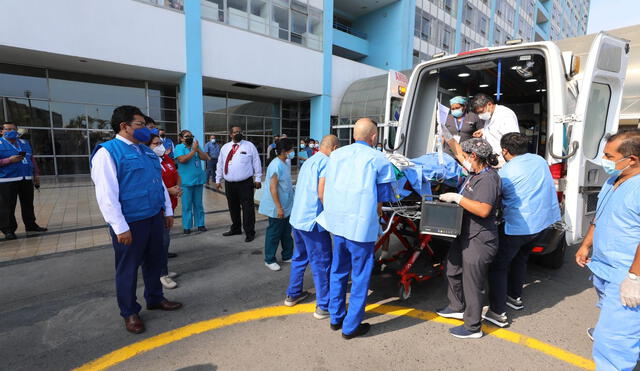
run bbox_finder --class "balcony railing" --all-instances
[333,21,367,40]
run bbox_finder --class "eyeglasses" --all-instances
[129,121,145,127]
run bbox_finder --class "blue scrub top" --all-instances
[289,152,328,231]
[174,143,206,186]
[499,153,561,235]
[589,174,640,284]
[258,158,294,218]
[316,141,396,243]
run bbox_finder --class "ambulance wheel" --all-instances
[398,284,412,301]
[538,239,566,269]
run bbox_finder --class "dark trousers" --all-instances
[206,158,217,183]
[224,177,255,236]
[488,229,546,314]
[109,211,165,318]
[264,216,294,264]
[0,179,37,234]
[446,230,498,332]
[160,225,171,277]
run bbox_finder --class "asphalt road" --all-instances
[0,221,600,371]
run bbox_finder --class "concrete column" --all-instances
[179,0,204,142]
[310,0,334,140]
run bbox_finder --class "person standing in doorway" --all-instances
[174,130,210,235]
[470,93,520,166]
[215,126,262,242]
[204,135,220,185]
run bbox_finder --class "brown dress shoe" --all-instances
[124,314,145,334]
[147,299,183,311]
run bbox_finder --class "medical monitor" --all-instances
[420,199,463,238]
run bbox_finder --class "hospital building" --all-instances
[0,0,589,176]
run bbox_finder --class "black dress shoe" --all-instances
[167,252,178,259]
[222,230,242,236]
[183,229,191,235]
[330,322,343,331]
[342,323,371,339]
[198,226,208,232]
[245,234,255,242]
[26,226,47,232]
[147,299,183,311]
[5,232,17,240]
[124,314,145,334]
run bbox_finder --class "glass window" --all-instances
[421,17,430,41]
[478,16,487,35]
[56,157,90,175]
[290,0,307,13]
[307,7,322,49]
[50,102,87,128]
[28,129,54,156]
[229,115,247,131]
[4,98,51,128]
[291,11,307,39]
[48,71,146,107]
[0,64,48,99]
[583,83,611,159]
[34,157,55,176]
[53,129,89,155]
[250,0,268,34]
[443,0,452,13]
[89,131,114,154]
[86,105,116,130]
[442,28,451,50]
[271,5,289,40]
[204,113,228,133]
[265,117,281,136]
[149,95,177,110]
[203,94,227,113]
[246,116,264,135]
[202,0,224,22]
[157,121,178,133]
[228,0,247,11]
[414,11,421,37]
[148,84,177,98]
[228,0,248,28]
[464,4,473,25]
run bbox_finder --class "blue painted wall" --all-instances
[180,0,204,143]
[332,29,369,57]
[454,0,464,52]
[310,0,334,140]
[487,0,497,46]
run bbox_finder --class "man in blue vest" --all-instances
[91,105,182,334]
[0,122,47,240]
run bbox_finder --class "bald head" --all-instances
[319,134,339,155]
[353,118,378,146]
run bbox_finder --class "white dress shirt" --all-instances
[215,140,262,183]
[91,135,173,235]
[483,104,521,155]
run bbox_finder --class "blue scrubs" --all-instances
[287,153,332,306]
[316,141,395,335]
[259,158,294,264]
[174,143,206,230]
[589,174,640,370]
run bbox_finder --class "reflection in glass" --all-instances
[228,0,249,28]
[271,5,289,40]
[50,102,87,128]
[0,63,48,99]
[26,129,54,156]
[48,71,146,107]
[250,0,268,34]
[89,131,114,154]
[149,95,177,110]
[4,98,51,127]
[246,116,264,135]
[86,105,115,130]
[54,130,89,155]
[35,157,55,176]
[229,115,246,131]
[56,157,90,175]
[157,121,178,133]
[203,94,226,113]
[204,113,227,133]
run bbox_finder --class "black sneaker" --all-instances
[5,232,17,240]
[245,234,255,242]
[482,309,509,327]
[197,226,207,232]
[222,230,242,236]
[449,324,483,339]
[436,306,464,320]
[167,252,178,259]
[183,229,191,235]
[330,322,342,331]
[506,296,524,310]
[26,225,47,232]
[342,323,371,339]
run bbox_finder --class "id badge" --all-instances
[453,135,461,143]
[195,159,201,168]
[22,157,29,164]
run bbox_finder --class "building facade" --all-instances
[0,0,588,175]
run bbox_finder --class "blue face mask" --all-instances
[287,151,295,160]
[601,157,630,177]
[376,146,383,152]
[451,109,464,118]
[133,127,152,143]
[3,130,18,140]
[300,144,306,149]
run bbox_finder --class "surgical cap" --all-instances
[461,138,494,158]
[449,96,467,106]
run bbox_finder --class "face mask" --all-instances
[462,159,473,172]
[478,106,492,121]
[233,133,244,142]
[376,147,383,152]
[160,134,165,138]
[287,151,295,160]
[153,144,166,157]
[184,137,194,146]
[210,139,216,143]
[451,109,464,118]
[601,157,629,176]
[133,127,152,143]
[300,144,306,149]
[3,130,18,140]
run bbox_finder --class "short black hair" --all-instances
[144,115,156,125]
[145,133,160,146]
[470,93,494,111]
[500,132,529,156]
[2,121,18,129]
[606,130,640,158]
[276,138,294,155]
[179,130,192,138]
[158,128,166,133]
[110,105,144,133]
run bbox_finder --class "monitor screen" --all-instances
[421,202,462,229]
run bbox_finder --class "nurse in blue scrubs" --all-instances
[576,131,640,371]
[316,118,396,339]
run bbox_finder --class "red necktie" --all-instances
[224,144,239,175]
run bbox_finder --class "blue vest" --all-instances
[91,138,166,223]
[0,137,34,181]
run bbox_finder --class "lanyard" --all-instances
[458,167,490,195]
[454,117,464,133]
[1,137,22,152]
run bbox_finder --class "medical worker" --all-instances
[284,135,339,320]
[470,93,520,165]
[175,130,210,234]
[259,138,295,271]
[575,130,640,371]
[484,133,560,327]
[316,118,396,339]
[437,138,502,339]
[443,96,482,158]
[91,105,181,334]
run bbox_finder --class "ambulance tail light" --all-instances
[531,246,544,253]
[457,48,490,57]
[550,163,565,204]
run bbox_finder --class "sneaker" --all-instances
[265,262,281,271]
[314,307,330,320]
[587,328,594,342]
[284,291,309,306]
[436,306,464,320]
[282,259,292,263]
[449,324,483,339]
[482,309,509,328]
[183,229,191,235]
[342,323,371,339]
[167,272,178,279]
[198,226,207,232]
[160,276,178,289]
[506,296,524,310]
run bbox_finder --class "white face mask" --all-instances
[153,144,166,157]
[210,139,216,143]
[462,159,473,172]
[478,106,492,121]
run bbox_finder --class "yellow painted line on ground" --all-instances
[74,303,595,371]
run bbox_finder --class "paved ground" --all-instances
[0,218,601,371]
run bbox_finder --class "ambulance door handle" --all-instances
[547,134,579,160]
[384,133,405,152]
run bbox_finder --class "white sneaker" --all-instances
[160,276,178,289]
[282,259,292,263]
[265,262,281,271]
[167,272,178,279]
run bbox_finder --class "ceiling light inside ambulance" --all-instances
[447,88,457,91]
[458,73,470,77]
[511,65,519,70]
[525,78,537,83]
[479,84,489,88]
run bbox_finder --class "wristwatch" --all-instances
[629,272,639,280]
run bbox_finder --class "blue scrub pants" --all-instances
[109,211,165,318]
[592,274,640,371]
[181,185,204,230]
[329,234,375,335]
[286,226,332,308]
[160,225,171,277]
[206,159,217,183]
[264,217,294,264]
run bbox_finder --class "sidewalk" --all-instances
[0,176,266,263]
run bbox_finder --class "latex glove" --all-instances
[620,276,640,308]
[439,193,463,204]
